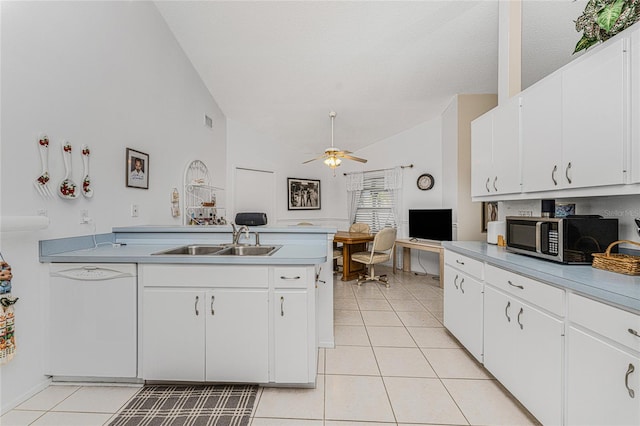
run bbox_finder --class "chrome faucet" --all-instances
[231,223,250,245]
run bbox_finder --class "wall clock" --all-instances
[417,173,434,190]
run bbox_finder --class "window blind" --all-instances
[353,172,397,233]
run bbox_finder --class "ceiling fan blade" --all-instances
[340,154,368,163]
[302,154,328,164]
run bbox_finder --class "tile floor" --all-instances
[1,267,539,426]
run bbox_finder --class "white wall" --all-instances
[226,116,444,274]
[0,1,225,412]
[226,119,346,227]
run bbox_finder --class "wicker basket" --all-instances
[592,240,640,276]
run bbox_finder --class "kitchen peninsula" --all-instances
[40,225,336,387]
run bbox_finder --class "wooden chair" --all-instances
[351,227,397,287]
[349,223,370,234]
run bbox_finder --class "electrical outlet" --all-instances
[80,209,90,224]
[131,204,139,217]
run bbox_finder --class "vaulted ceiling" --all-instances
[156,1,586,155]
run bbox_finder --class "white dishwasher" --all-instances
[49,263,137,378]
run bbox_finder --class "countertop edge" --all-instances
[443,241,640,314]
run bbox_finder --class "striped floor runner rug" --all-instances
[109,384,257,426]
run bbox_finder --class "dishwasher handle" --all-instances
[50,265,136,280]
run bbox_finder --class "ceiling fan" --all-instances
[303,111,367,171]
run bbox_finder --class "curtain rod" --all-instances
[343,164,413,176]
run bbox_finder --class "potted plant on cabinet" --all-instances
[574,0,640,53]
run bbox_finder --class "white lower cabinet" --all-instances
[567,327,639,426]
[483,285,563,426]
[143,288,206,381]
[274,290,309,383]
[141,264,315,384]
[205,289,269,382]
[443,264,483,362]
[566,293,640,425]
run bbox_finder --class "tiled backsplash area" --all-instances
[501,195,640,242]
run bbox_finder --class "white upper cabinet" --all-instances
[521,74,563,192]
[492,96,521,194]
[476,25,634,199]
[471,96,521,198]
[562,37,628,189]
[471,112,494,197]
[631,26,640,183]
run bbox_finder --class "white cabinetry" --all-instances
[273,267,316,384]
[567,294,640,425]
[471,96,521,198]
[205,289,269,382]
[474,26,632,198]
[141,264,316,384]
[562,37,628,189]
[443,252,484,362]
[521,74,563,192]
[143,288,206,381]
[483,266,564,426]
[142,266,269,382]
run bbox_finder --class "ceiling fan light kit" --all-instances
[304,111,367,173]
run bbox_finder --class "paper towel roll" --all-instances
[487,220,506,245]
[1,216,50,232]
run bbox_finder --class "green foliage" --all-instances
[574,0,640,54]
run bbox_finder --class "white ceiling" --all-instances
[155,0,586,156]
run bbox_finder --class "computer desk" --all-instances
[392,239,444,288]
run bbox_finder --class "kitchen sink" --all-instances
[151,244,280,256]
[152,245,226,255]
[216,245,280,256]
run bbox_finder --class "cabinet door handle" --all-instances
[505,301,511,322]
[211,295,215,315]
[551,165,558,186]
[453,274,459,290]
[625,363,635,398]
[280,296,285,316]
[508,280,524,290]
[565,162,572,184]
[195,295,199,316]
[280,276,301,280]
[493,176,498,192]
[456,259,465,266]
[629,328,640,338]
[517,307,524,330]
[485,177,490,193]
[460,278,465,294]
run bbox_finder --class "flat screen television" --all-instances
[408,209,453,241]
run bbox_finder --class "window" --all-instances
[353,171,398,233]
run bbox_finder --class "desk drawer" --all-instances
[444,251,484,279]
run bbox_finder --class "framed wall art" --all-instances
[481,201,498,232]
[288,178,320,210]
[126,148,149,189]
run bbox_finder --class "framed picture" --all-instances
[482,201,498,232]
[288,178,320,210]
[126,148,149,189]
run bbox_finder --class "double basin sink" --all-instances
[152,244,281,257]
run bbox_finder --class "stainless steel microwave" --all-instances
[505,216,619,264]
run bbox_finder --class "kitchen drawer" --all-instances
[274,267,309,288]
[485,264,565,316]
[140,264,269,288]
[569,293,640,352]
[444,251,484,279]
